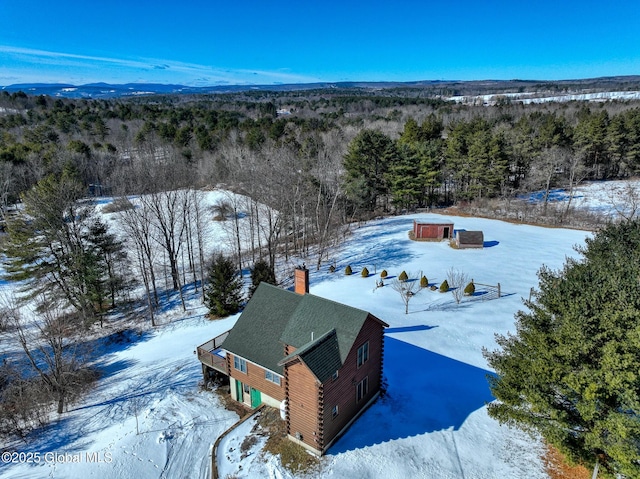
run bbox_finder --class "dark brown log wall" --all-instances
[285,357,321,451]
[319,315,385,449]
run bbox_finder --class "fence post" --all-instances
[497,283,501,298]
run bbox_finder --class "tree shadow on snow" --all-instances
[328,336,495,455]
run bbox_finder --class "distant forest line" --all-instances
[1,86,640,225]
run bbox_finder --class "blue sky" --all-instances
[1,0,639,86]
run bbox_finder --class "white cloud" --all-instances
[0,45,320,86]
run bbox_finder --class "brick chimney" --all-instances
[294,265,309,295]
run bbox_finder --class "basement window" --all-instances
[234,356,247,373]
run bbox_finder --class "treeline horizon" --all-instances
[1,88,640,220]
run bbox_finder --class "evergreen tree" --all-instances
[390,143,423,210]
[205,254,244,318]
[484,219,640,478]
[395,117,443,208]
[343,129,398,212]
[574,107,610,178]
[85,218,130,313]
[2,173,116,326]
[463,281,475,295]
[248,259,276,298]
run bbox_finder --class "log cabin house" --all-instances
[197,266,388,456]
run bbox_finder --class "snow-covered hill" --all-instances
[1,197,594,478]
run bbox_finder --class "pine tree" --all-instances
[86,218,130,312]
[205,254,244,318]
[484,219,640,478]
[2,173,117,326]
[248,259,276,298]
[343,129,398,212]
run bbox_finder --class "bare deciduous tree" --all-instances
[141,190,191,311]
[213,193,246,276]
[0,359,50,439]
[3,295,94,415]
[190,190,210,302]
[562,152,590,221]
[117,196,159,326]
[390,274,421,314]
[447,267,470,304]
[606,180,640,221]
[526,147,571,216]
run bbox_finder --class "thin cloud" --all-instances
[0,45,320,86]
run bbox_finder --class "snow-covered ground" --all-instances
[520,179,640,219]
[4,181,625,478]
[447,90,640,105]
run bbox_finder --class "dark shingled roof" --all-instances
[457,230,484,245]
[279,329,343,383]
[221,283,303,374]
[280,293,373,361]
[221,282,385,378]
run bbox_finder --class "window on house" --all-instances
[332,405,339,418]
[265,370,281,385]
[234,356,247,373]
[332,370,339,381]
[357,342,369,368]
[356,376,369,402]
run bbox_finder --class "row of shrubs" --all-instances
[335,264,476,295]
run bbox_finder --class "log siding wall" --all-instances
[320,316,384,450]
[284,315,385,454]
[285,358,321,450]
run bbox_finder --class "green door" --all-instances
[250,388,261,408]
[235,380,243,402]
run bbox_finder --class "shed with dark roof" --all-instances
[455,230,484,249]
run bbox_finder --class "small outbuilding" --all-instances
[455,230,484,249]
[412,220,454,241]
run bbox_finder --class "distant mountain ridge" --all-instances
[3,76,640,99]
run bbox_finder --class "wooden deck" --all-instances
[197,330,230,374]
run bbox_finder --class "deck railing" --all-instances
[197,330,230,374]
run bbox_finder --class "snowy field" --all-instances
[447,90,640,105]
[0,184,614,479]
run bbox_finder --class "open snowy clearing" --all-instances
[1,197,594,479]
